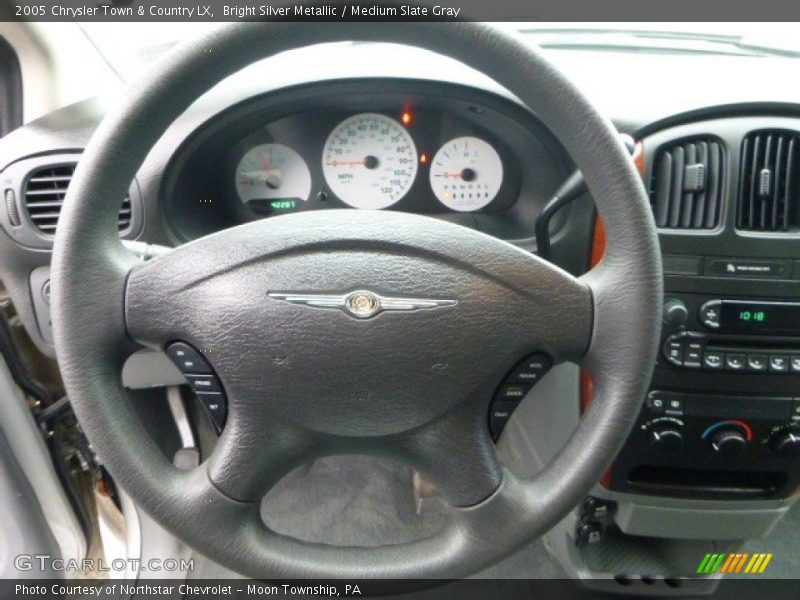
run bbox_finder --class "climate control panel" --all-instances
[611,390,800,499]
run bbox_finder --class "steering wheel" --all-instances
[51,23,661,578]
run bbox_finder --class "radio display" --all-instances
[720,300,800,334]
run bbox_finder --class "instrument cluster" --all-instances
[164,81,571,242]
[235,110,506,216]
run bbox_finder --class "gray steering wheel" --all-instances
[51,23,662,578]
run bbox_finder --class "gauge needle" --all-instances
[328,159,367,166]
[259,151,272,171]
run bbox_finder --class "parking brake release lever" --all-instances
[534,134,636,262]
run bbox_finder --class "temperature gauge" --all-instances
[429,136,503,212]
[235,143,312,209]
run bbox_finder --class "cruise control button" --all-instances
[747,354,768,372]
[769,355,789,373]
[489,401,518,437]
[197,392,227,432]
[494,384,529,402]
[725,353,746,371]
[186,374,221,393]
[703,351,724,370]
[166,342,213,374]
[507,353,552,384]
[791,356,800,373]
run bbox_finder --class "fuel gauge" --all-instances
[429,136,503,212]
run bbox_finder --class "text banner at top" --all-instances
[4,0,800,21]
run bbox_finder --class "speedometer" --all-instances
[322,113,418,209]
[429,136,503,212]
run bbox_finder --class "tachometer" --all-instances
[429,137,503,212]
[236,143,312,210]
[322,113,418,209]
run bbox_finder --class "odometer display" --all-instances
[322,113,418,209]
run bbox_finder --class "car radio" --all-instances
[609,291,800,500]
[660,296,800,372]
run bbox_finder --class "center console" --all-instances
[611,292,800,500]
[604,117,800,509]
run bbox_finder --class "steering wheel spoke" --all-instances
[395,401,503,508]
[206,415,316,502]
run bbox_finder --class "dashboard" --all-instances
[2,38,800,585]
[163,80,571,242]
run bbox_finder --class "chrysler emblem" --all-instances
[268,290,457,319]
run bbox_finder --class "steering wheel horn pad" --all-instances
[51,23,662,579]
[125,209,593,504]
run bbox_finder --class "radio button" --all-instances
[725,353,747,371]
[769,355,789,373]
[684,342,703,368]
[703,351,724,370]
[747,354,768,372]
[698,300,722,329]
[665,340,685,366]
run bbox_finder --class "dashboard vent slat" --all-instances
[22,163,133,236]
[650,137,724,230]
[737,130,800,232]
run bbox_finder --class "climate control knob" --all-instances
[647,424,684,455]
[710,428,748,459]
[770,431,800,459]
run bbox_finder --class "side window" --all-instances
[0,36,22,138]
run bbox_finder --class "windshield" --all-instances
[66,22,800,83]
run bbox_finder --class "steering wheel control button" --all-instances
[166,342,213,374]
[494,384,529,402]
[698,300,721,329]
[769,355,789,373]
[791,356,800,372]
[197,392,227,432]
[725,353,746,371]
[186,374,221,393]
[490,402,518,438]
[506,353,552,384]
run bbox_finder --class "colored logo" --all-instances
[696,552,773,574]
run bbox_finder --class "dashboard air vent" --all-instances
[737,130,800,232]
[649,138,724,229]
[23,164,132,235]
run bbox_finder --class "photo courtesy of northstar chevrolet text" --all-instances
[0,3,798,598]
